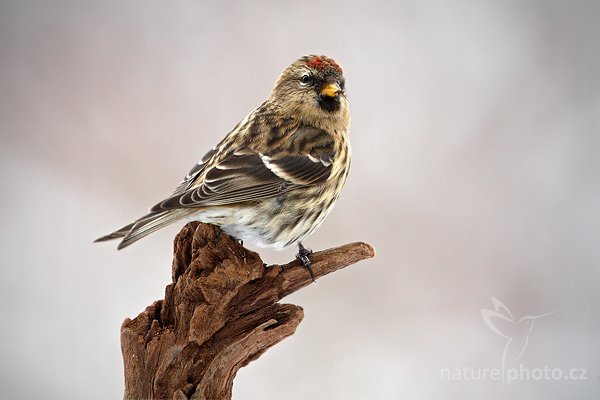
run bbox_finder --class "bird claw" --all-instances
[296,243,315,282]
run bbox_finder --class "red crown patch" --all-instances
[305,55,343,74]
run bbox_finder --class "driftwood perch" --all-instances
[120,222,375,400]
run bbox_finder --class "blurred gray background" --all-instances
[1,1,599,399]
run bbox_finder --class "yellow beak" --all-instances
[320,82,341,98]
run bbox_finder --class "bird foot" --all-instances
[296,243,315,282]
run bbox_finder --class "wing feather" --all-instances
[170,148,216,196]
[149,123,336,212]
[150,148,332,211]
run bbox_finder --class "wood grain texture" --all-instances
[121,222,375,400]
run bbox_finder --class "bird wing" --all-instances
[149,147,333,211]
[169,147,216,196]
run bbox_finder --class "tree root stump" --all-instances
[120,222,375,400]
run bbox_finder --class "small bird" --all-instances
[96,55,351,279]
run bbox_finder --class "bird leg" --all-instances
[296,242,315,282]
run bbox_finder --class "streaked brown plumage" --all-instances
[96,55,351,270]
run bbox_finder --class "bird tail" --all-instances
[95,210,192,250]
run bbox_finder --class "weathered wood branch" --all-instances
[121,221,375,400]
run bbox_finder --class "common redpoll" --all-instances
[96,55,351,278]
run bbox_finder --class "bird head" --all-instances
[270,55,350,127]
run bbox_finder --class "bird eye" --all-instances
[299,74,313,86]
